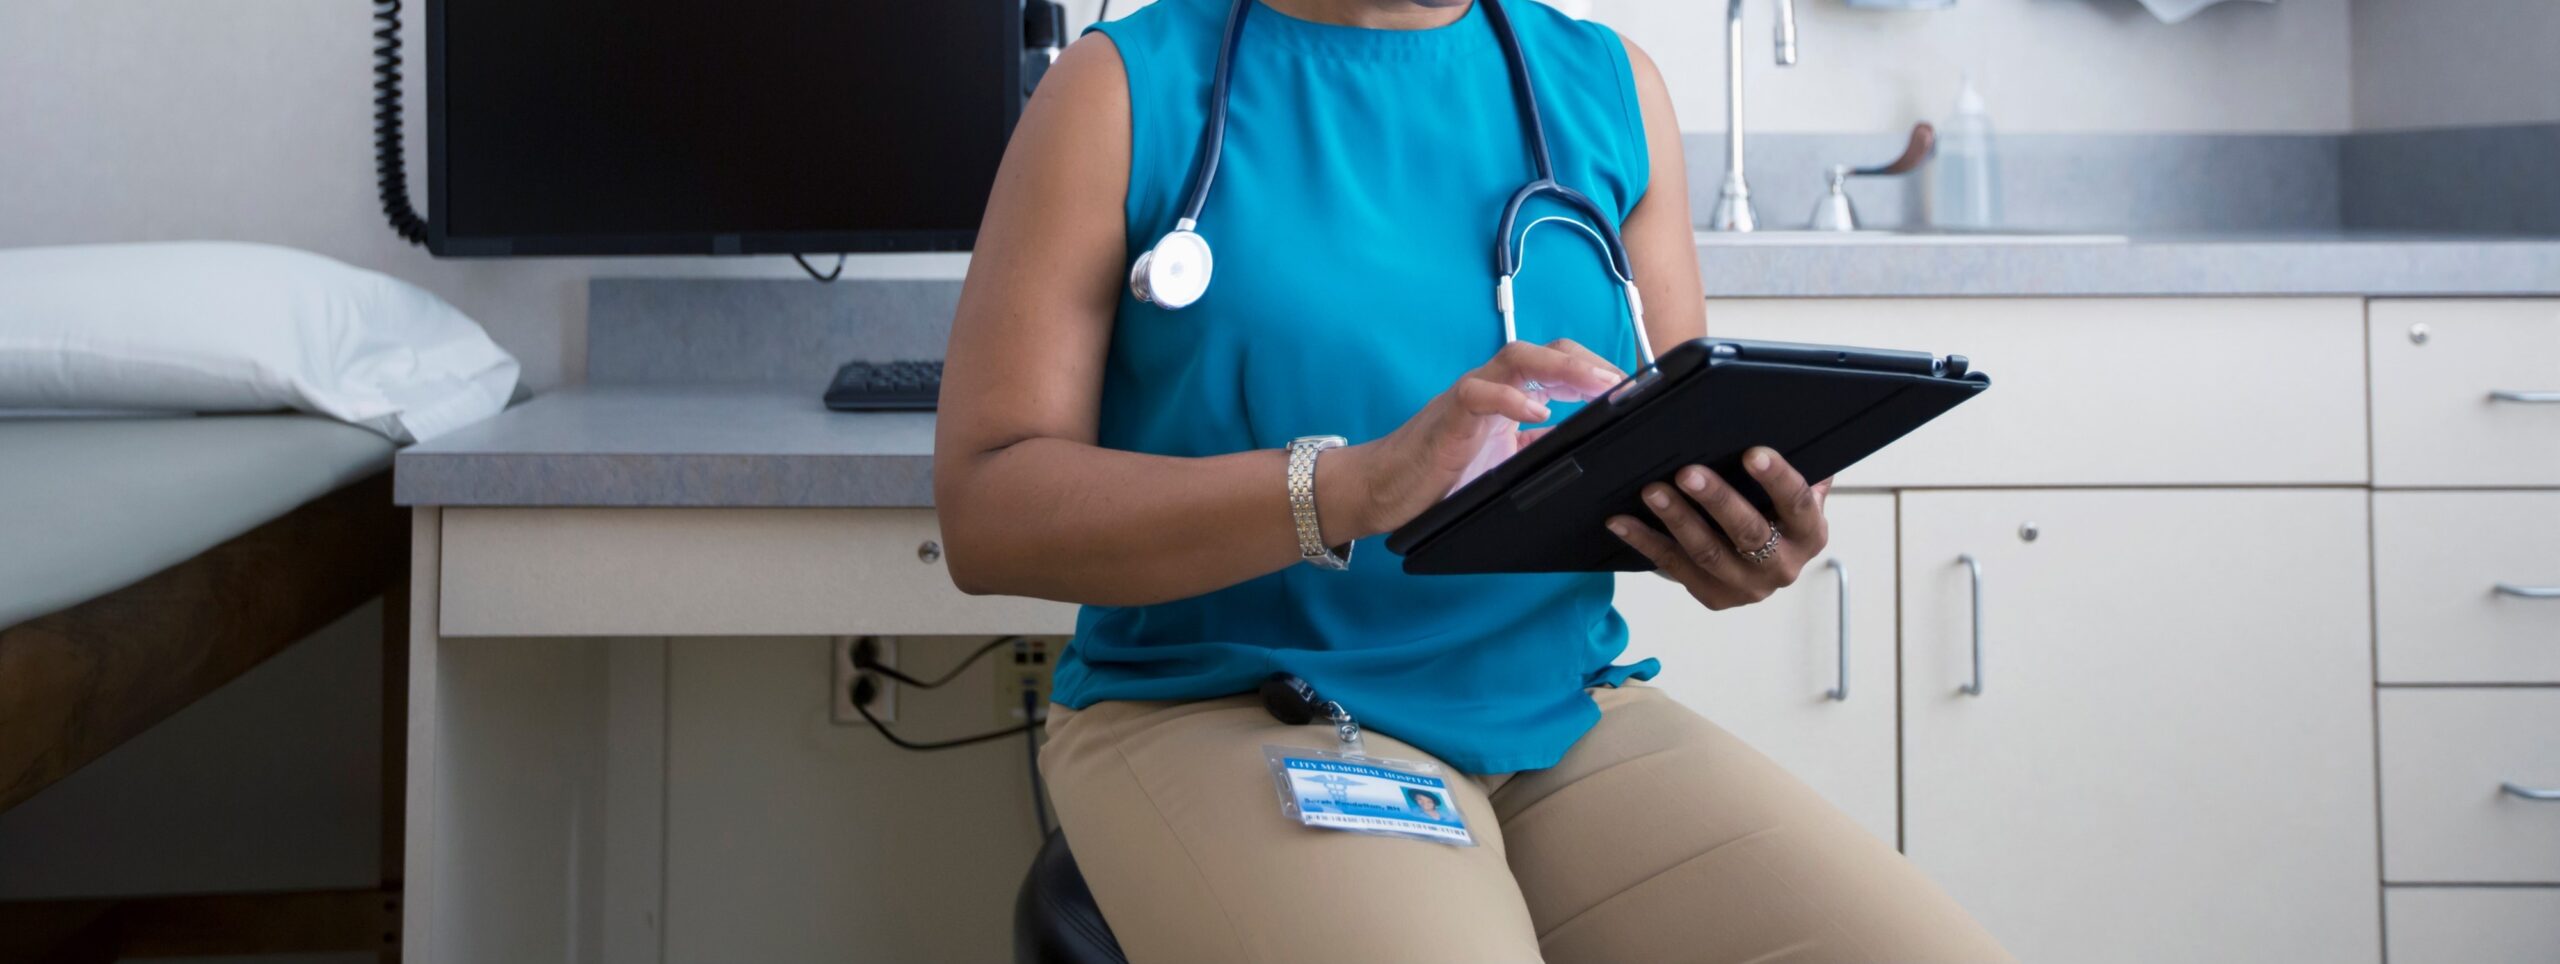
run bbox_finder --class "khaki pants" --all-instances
[1041,684,2011,964]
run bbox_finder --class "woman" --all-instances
[936,0,2009,959]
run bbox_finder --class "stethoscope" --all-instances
[1125,0,1658,368]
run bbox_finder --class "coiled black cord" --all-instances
[374,0,429,245]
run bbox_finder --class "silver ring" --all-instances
[1742,524,1782,564]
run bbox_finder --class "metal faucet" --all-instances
[1706,0,1799,232]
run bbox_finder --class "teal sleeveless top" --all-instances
[1052,0,1659,774]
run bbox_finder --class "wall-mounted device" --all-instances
[376,0,1046,257]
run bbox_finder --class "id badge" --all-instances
[1263,746,1475,847]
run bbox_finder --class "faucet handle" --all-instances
[1850,123,1936,177]
[1808,124,1938,231]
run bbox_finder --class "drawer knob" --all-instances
[2492,583,2560,599]
[2500,782,2560,802]
[917,540,943,564]
[2488,389,2560,404]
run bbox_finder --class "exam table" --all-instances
[0,413,407,962]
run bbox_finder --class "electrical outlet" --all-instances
[994,637,1055,722]
[833,636,895,724]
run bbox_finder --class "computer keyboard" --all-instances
[823,359,943,412]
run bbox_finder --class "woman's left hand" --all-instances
[1605,447,1831,611]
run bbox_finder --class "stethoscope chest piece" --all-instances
[1129,227,1215,310]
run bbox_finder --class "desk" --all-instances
[396,386,1072,963]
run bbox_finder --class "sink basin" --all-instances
[1694,229,2129,246]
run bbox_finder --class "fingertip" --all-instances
[1747,447,1776,474]
[1606,518,1633,539]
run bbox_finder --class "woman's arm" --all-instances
[936,38,1315,606]
[934,37,1616,607]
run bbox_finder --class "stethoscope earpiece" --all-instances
[1130,225,1214,310]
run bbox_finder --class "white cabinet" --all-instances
[2374,492,2560,684]
[1706,298,2368,487]
[2370,300,2560,488]
[2379,689,2560,884]
[1897,489,2378,964]
[1616,493,1899,845]
[2386,888,2560,964]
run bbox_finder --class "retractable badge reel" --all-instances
[1257,673,1475,846]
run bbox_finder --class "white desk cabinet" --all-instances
[1616,493,1900,846]
[1898,489,2378,964]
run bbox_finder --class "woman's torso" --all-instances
[1052,0,1657,774]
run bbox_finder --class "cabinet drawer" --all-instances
[2376,492,2560,683]
[437,508,1077,637]
[1706,298,2366,486]
[2372,300,2560,487]
[2379,690,2560,884]
[2385,888,2560,964]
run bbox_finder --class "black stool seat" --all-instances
[1014,829,1128,964]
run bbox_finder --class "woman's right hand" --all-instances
[1324,339,1628,541]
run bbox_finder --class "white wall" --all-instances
[1601,0,2353,133]
[1095,0,2357,133]
[2351,0,2560,130]
[1,0,2358,392]
[661,637,1044,963]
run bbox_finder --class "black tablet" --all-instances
[1386,337,1989,574]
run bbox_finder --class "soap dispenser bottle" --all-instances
[1933,74,2002,230]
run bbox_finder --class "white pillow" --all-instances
[0,242,518,443]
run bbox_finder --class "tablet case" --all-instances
[1387,338,1989,574]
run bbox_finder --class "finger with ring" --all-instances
[1742,523,1782,564]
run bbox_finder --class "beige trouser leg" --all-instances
[1041,684,2011,964]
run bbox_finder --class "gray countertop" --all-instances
[399,231,2560,508]
[1691,231,2560,297]
[394,386,934,508]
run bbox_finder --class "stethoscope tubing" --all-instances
[1151,0,1653,366]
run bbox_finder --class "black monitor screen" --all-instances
[429,0,1019,256]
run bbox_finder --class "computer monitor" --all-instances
[426,0,1023,257]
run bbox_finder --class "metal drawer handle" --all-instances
[1958,554,1984,697]
[1824,558,1849,702]
[2493,583,2560,599]
[2501,782,2560,801]
[2489,390,2560,404]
